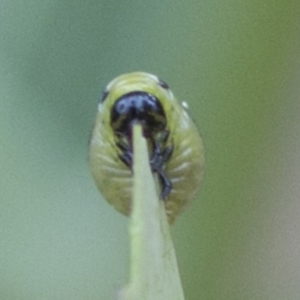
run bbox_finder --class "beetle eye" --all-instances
[158,78,169,90]
[99,90,109,103]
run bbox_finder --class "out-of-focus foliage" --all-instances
[0,1,299,299]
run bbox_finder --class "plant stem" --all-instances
[120,124,185,300]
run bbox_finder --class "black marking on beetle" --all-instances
[158,78,169,90]
[110,91,173,199]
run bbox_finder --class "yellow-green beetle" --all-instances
[89,72,204,224]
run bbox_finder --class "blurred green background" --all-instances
[1,1,300,299]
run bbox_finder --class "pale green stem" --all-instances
[119,124,185,300]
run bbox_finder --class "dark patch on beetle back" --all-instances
[110,91,173,199]
[110,91,167,138]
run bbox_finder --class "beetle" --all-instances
[89,72,204,223]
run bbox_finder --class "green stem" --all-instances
[120,124,185,300]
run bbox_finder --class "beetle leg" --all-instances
[117,140,133,168]
[163,145,173,162]
[116,134,131,151]
[158,171,172,200]
[116,141,128,152]
[149,136,174,199]
[150,139,165,171]
[115,134,134,168]
[119,152,132,168]
[150,140,173,169]
[161,130,169,143]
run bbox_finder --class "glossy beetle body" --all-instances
[89,72,204,223]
